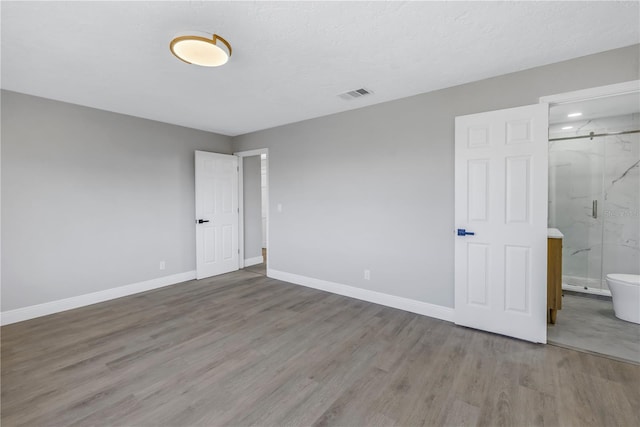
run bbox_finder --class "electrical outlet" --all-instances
[159,261,166,270]
[277,203,283,213]
[364,269,370,280]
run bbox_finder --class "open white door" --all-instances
[455,103,548,343]
[195,151,239,279]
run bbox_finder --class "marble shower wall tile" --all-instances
[549,113,639,290]
[603,130,640,278]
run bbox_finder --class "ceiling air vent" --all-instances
[338,88,373,100]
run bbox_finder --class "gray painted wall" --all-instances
[1,90,233,311]
[233,44,640,308]
[243,156,263,261]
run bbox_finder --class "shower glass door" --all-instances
[549,127,605,290]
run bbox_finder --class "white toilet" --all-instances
[606,274,640,324]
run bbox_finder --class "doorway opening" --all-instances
[542,81,640,363]
[236,149,269,276]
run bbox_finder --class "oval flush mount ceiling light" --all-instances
[170,32,232,67]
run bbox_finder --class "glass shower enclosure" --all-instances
[548,93,640,294]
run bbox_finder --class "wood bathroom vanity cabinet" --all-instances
[547,228,563,324]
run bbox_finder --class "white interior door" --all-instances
[195,151,239,279]
[455,103,548,343]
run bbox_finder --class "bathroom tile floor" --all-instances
[548,292,640,364]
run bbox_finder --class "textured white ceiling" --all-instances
[2,1,638,136]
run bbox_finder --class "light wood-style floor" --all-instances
[244,249,267,276]
[2,269,639,426]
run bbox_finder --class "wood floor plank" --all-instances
[2,269,639,426]
[440,399,481,427]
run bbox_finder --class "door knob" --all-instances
[197,219,210,224]
[457,228,475,236]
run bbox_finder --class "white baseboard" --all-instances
[267,268,454,322]
[562,283,612,297]
[1,270,197,326]
[244,256,264,267]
